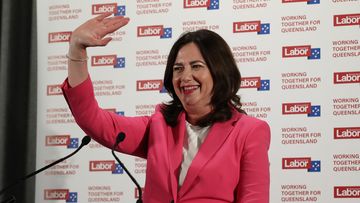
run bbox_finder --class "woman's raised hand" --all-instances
[67,13,129,87]
[69,13,130,53]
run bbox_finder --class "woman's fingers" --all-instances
[90,15,129,38]
[98,37,113,46]
[102,15,124,24]
[105,17,130,33]
[93,17,129,38]
[94,12,114,22]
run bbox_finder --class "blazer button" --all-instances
[170,200,174,203]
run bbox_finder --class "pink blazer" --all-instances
[62,77,271,203]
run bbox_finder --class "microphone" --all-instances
[0,135,91,202]
[111,132,143,203]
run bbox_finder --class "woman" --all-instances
[62,13,271,203]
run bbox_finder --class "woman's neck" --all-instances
[185,106,212,125]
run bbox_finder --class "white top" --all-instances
[178,121,211,186]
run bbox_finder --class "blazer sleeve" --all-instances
[236,120,271,203]
[61,76,150,158]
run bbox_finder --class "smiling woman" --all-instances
[171,43,214,125]
[162,29,245,127]
[62,13,271,203]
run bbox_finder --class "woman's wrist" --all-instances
[66,53,88,62]
[67,43,88,62]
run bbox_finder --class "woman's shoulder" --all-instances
[233,111,270,130]
[150,104,166,119]
[231,113,271,146]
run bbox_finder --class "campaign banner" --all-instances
[36,0,360,202]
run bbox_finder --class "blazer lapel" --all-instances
[178,112,241,198]
[167,112,186,200]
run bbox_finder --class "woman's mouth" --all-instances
[182,85,199,94]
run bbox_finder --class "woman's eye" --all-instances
[173,66,182,72]
[192,64,203,69]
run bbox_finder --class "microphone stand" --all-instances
[0,136,91,203]
[111,132,143,203]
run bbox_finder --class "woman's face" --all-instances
[172,42,214,113]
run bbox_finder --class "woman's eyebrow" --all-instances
[173,60,206,66]
[189,60,206,65]
[173,62,184,67]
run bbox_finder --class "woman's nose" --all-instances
[180,67,192,82]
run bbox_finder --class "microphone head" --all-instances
[81,135,92,146]
[116,132,126,144]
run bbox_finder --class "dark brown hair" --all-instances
[161,29,245,127]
